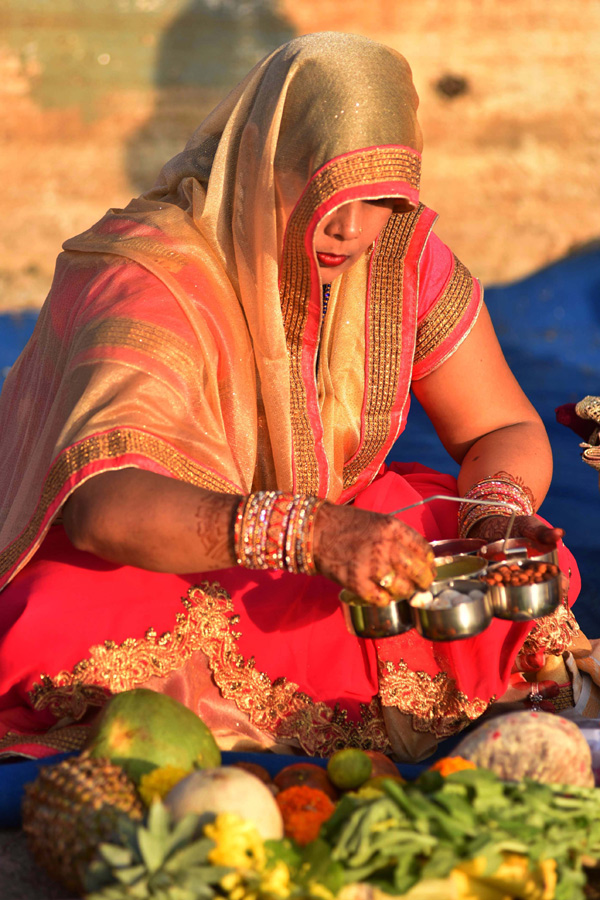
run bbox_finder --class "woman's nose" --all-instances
[323,202,362,240]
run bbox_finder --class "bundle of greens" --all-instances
[320,768,600,899]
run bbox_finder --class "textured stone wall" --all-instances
[1,0,599,309]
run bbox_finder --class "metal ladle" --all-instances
[387,494,519,546]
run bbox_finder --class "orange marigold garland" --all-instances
[428,756,477,777]
[275,785,336,846]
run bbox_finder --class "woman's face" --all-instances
[314,199,397,284]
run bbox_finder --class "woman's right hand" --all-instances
[313,502,436,606]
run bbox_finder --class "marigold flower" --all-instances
[275,785,336,846]
[428,756,477,777]
[137,764,190,805]
[205,812,266,871]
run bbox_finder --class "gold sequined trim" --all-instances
[0,429,237,582]
[71,318,203,397]
[342,208,422,490]
[521,601,580,657]
[551,682,575,711]
[378,658,492,738]
[0,725,91,756]
[413,255,474,367]
[280,147,421,494]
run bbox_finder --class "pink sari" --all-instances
[0,34,582,762]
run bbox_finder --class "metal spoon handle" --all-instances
[387,494,518,542]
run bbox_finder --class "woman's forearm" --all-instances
[456,420,553,511]
[63,468,241,573]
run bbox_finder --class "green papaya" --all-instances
[87,688,221,783]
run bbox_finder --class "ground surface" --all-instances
[0,829,74,899]
[1,0,599,311]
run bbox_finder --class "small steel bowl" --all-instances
[430,538,486,557]
[409,579,493,642]
[340,590,414,639]
[433,553,488,582]
[478,537,559,567]
[482,559,562,621]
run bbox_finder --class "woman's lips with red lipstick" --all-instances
[316,252,348,268]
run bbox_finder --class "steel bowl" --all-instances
[339,590,414,639]
[482,558,562,621]
[409,579,493,642]
[430,538,486,557]
[478,537,559,567]
[433,553,488,582]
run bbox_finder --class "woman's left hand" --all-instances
[468,514,564,547]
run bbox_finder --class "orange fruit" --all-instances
[364,750,400,778]
[273,762,338,800]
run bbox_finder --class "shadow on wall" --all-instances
[125,0,295,193]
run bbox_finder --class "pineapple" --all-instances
[22,751,144,895]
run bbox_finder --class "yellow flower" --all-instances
[452,853,557,900]
[260,860,291,899]
[138,765,190,806]
[205,812,266,872]
[306,881,336,900]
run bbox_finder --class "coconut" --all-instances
[164,766,284,839]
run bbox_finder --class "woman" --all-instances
[0,33,584,763]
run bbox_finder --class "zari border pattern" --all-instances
[0,429,237,583]
[279,146,422,495]
[0,725,93,757]
[342,207,422,491]
[29,582,392,757]
[378,658,493,738]
[413,254,474,368]
[520,600,580,657]
[71,317,204,396]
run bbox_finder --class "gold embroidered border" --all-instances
[0,725,92,757]
[28,582,392,757]
[0,429,237,582]
[413,255,474,366]
[342,208,422,490]
[187,585,392,756]
[378,658,492,739]
[71,318,202,394]
[520,601,580,657]
[280,147,422,494]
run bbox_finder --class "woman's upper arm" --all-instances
[411,302,544,463]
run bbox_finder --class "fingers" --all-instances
[313,503,436,606]
[515,519,564,546]
[512,650,546,673]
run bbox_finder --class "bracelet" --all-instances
[458,475,534,538]
[234,492,326,575]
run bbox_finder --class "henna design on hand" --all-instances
[468,514,563,547]
[313,501,436,605]
[194,492,241,567]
